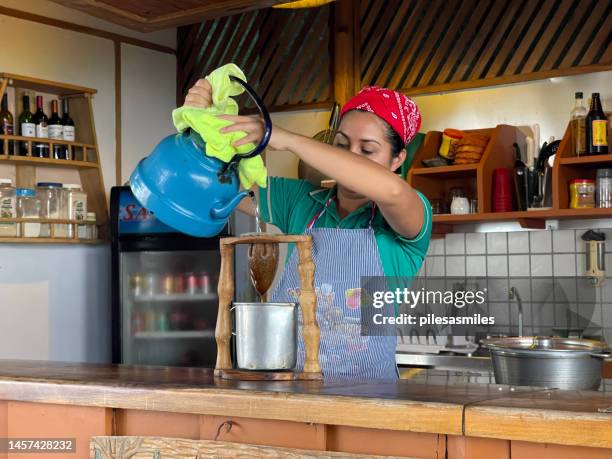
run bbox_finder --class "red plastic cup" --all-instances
[493,168,513,212]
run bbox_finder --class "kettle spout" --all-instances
[211,190,254,221]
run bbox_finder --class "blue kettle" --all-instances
[129,76,272,237]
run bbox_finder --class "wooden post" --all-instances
[215,242,234,370]
[296,238,321,374]
[333,0,357,105]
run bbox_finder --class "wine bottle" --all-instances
[61,99,75,160]
[18,95,35,156]
[33,95,49,158]
[48,100,64,159]
[570,92,587,156]
[585,93,608,155]
[0,94,14,155]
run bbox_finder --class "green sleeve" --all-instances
[258,177,316,233]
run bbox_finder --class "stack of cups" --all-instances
[493,168,513,212]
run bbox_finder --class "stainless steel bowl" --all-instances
[233,302,297,371]
[481,337,610,390]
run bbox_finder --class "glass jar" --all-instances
[78,212,97,240]
[63,183,87,238]
[16,188,41,238]
[596,169,612,208]
[569,179,595,209]
[36,182,62,237]
[0,179,17,237]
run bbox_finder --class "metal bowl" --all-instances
[481,337,610,390]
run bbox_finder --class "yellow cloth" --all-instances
[172,63,267,189]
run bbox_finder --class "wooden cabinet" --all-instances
[408,124,612,234]
[0,73,107,242]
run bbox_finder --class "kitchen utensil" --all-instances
[233,302,297,370]
[248,239,279,300]
[130,75,272,237]
[481,337,610,390]
[298,103,340,186]
[493,168,513,212]
[215,234,322,380]
[513,143,527,211]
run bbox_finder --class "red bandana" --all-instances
[340,86,421,144]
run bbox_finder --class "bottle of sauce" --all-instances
[570,92,587,156]
[585,93,608,155]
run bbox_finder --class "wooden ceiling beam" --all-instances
[50,0,288,32]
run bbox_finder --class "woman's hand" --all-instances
[184,79,212,108]
[220,115,294,150]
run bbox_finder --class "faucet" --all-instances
[509,286,523,337]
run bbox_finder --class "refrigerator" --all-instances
[110,186,231,367]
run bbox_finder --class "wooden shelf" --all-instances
[0,72,108,242]
[559,154,612,166]
[0,73,96,96]
[0,237,102,244]
[433,208,612,224]
[411,163,478,177]
[0,155,98,169]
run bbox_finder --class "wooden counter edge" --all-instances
[464,405,612,449]
[0,380,463,435]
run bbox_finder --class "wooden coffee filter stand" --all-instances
[214,234,323,381]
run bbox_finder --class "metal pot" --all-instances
[481,337,611,390]
[233,302,297,370]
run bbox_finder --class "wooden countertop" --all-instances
[0,360,610,448]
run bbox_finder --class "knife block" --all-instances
[214,233,322,381]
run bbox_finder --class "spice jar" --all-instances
[0,179,17,237]
[16,188,41,238]
[36,182,63,237]
[596,169,612,208]
[63,184,87,238]
[569,178,595,209]
[438,129,464,159]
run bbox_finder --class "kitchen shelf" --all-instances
[408,123,612,234]
[133,293,217,303]
[0,73,108,241]
[0,217,101,243]
[134,330,215,339]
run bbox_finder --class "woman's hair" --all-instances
[383,121,405,158]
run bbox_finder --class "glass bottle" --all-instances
[36,182,62,237]
[16,188,41,238]
[0,94,14,155]
[570,92,587,156]
[585,93,608,155]
[0,179,16,237]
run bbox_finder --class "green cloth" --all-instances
[259,177,432,278]
[400,132,424,180]
[172,64,267,189]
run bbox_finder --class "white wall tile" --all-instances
[465,233,486,255]
[487,232,508,254]
[508,255,529,277]
[446,256,466,277]
[552,230,576,253]
[426,256,445,277]
[530,231,552,253]
[445,233,465,255]
[428,238,445,256]
[508,232,529,253]
[603,304,612,327]
[487,255,508,277]
[466,256,487,276]
[553,253,577,277]
[531,254,553,276]
[576,230,587,253]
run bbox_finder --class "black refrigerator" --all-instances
[110,186,229,367]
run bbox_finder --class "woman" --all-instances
[186,82,432,379]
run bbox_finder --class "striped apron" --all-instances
[270,197,398,380]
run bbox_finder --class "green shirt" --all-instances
[259,177,432,277]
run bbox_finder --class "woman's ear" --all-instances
[391,149,407,172]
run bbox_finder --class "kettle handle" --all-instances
[228,75,272,159]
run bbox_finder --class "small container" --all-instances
[157,311,169,332]
[77,212,97,240]
[200,272,211,294]
[438,129,464,159]
[16,188,41,238]
[132,311,145,333]
[596,169,612,208]
[450,196,470,215]
[36,182,62,237]
[186,273,198,295]
[174,273,186,294]
[63,184,87,238]
[162,274,174,295]
[0,179,17,237]
[143,273,159,296]
[130,273,143,297]
[569,178,595,208]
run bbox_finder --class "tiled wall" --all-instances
[422,229,612,344]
